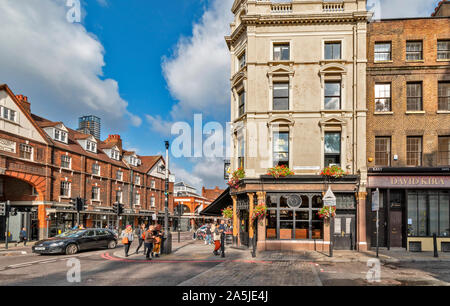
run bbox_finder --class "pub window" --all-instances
[238,137,245,169]
[406,136,422,166]
[60,181,71,197]
[438,40,450,60]
[273,43,290,61]
[273,83,289,110]
[324,132,341,167]
[61,155,71,169]
[438,136,450,166]
[406,82,423,111]
[273,132,289,167]
[408,191,450,237]
[375,137,391,166]
[238,91,245,117]
[374,42,391,62]
[375,83,391,112]
[325,42,341,60]
[438,82,450,111]
[406,41,423,61]
[91,186,100,201]
[324,81,341,110]
[92,163,100,176]
[19,144,33,160]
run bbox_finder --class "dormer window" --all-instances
[111,150,120,161]
[1,106,16,122]
[86,141,97,153]
[129,156,140,167]
[54,129,67,143]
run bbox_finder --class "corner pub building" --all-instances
[223,0,371,252]
[0,84,174,242]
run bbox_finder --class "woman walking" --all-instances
[144,225,155,260]
[135,224,146,255]
[152,224,162,258]
[212,223,221,256]
[121,225,134,257]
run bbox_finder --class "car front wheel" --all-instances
[108,240,117,249]
[65,244,78,255]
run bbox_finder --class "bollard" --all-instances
[433,233,438,258]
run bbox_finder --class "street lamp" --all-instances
[162,140,172,254]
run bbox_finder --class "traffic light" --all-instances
[118,203,124,215]
[113,203,118,215]
[0,202,6,216]
[10,207,18,216]
[70,198,77,211]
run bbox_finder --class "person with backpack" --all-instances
[135,224,146,255]
[144,225,155,260]
[121,225,134,257]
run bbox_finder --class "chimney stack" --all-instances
[16,95,31,114]
[105,134,123,151]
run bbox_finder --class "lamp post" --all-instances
[163,140,172,254]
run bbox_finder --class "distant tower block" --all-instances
[78,115,101,140]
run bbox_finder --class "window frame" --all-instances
[406,40,423,61]
[324,41,342,60]
[19,143,33,160]
[1,106,17,122]
[437,40,450,60]
[238,90,245,117]
[273,131,289,167]
[60,181,71,197]
[324,132,341,167]
[438,81,450,111]
[438,136,450,166]
[116,170,123,181]
[92,163,100,176]
[375,137,391,166]
[61,155,71,169]
[374,42,392,62]
[375,83,392,112]
[273,43,290,61]
[406,82,423,111]
[324,81,342,110]
[91,186,100,201]
[406,136,423,166]
[273,82,290,111]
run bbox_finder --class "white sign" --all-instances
[293,166,321,171]
[152,214,157,221]
[323,187,336,206]
[0,138,16,153]
[372,189,380,212]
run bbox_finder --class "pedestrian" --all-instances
[212,223,221,256]
[144,225,155,260]
[219,219,226,258]
[79,224,85,230]
[205,223,212,245]
[15,227,27,247]
[152,224,162,258]
[121,225,134,257]
[135,224,146,255]
[72,223,79,230]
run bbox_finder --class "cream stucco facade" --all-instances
[227,0,370,185]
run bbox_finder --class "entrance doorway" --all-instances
[389,190,405,248]
[239,210,249,247]
[333,213,355,250]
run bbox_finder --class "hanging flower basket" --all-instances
[221,206,233,219]
[252,203,267,221]
[267,165,294,179]
[320,166,345,178]
[317,206,336,220]
[227,168,245,189]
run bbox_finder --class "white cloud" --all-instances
[96,0,108,7]
[145,114,174,137]
[0,0,140,130]
[159,0,233,122]
[374,0,439,19]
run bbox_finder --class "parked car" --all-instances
[32,228,118,255]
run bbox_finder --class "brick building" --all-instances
[202,186,225,202]
[0,84,174,241]
[366,6,450,251]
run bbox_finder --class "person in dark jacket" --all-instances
[218,220,227,258]
[135,224,146,254]
[16,228,27,247]
[144,226,155,260]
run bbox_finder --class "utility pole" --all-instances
[163,140,172,254]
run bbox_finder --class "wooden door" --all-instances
[390,211,403,248]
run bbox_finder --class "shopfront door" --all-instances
[239,210,249,247]
[390,211,403,247]
[333,214,355,250]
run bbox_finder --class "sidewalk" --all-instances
[0,241,36,251]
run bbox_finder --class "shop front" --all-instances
[367,168,450,252]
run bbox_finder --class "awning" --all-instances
[200,187,231,216]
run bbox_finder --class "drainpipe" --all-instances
[352,25,357,174]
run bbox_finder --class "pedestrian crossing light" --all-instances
[0,202,6,216]
[118,203,124,215]
[113,203,119,215]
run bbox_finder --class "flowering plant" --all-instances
[227,167,245,189]
[320,166,345,178]
[317,206,336,220]
[267,165,294,179]
[221,206,233,219]
[252,203,267,221]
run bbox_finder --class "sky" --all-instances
[0,0,442,192]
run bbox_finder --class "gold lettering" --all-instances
[414,178,419,185]
[421,178,427,185]
[441,178,445,185]
[392,178,398,185]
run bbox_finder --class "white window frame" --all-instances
[117,170,123,181]
[19,143,34,161]
[151,196,156,208]
[54,128,68,143]
[323,39,344,61]
[135,175,141,185]
[111,150,120,161]
[92,186,100,201]
[135,193,140,205]
[92,163,100,176]
[61,155,71,169]
[1,106,17,122]
[116,190,123,203]
[272,41,291,61]
[60,181,71,197]
[86,141,97,153]
[151,180,156,189]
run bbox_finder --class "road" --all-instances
[1,239,449,286]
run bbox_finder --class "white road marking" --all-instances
[9,263,32,268]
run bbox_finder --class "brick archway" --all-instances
[4,170,46,201]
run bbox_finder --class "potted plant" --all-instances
[320,165,345,178]
[267,165,294,179]
[227,167,245,189]
[252,203,267,221]
[221,206,233,219]
[317,206,336,221]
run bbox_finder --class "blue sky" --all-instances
[0,0,442,192]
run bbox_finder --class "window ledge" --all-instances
[374,111,394,115]
[405,111,425,114]
[437,59,450,62]
[406,60,424,63]
[437,111,450,114]
[0,118,19,126]
[374,60,393,64]
[268,60,294,66]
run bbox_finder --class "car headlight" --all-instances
[49,242,64,247]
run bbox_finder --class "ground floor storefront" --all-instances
[367,169,450,252]
[224,176,368,252]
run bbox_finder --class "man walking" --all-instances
[15,227,27,247]
[219,220,226,258]
[144,225,155,260]
[205,223,212,245]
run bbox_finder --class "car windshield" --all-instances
[56,230,85,238]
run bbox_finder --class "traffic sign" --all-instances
[372,189,380,212]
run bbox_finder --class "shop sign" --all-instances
[0,138,16,153]
[323,187,336,206]
[368,176,450,189]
